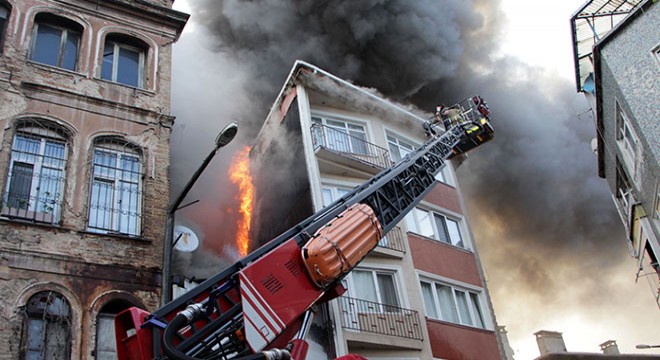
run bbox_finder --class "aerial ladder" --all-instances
[114,96,494,360]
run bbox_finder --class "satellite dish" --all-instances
[174,225,200,252]
[590,138,598,156]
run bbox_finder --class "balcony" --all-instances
[311,123,390,173]
[377,225,406,253]
[338,296,423,342]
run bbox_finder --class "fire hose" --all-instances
[162,304,291,360]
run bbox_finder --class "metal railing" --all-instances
[337,296,423,340]
[378,225,406,253]
[311,123,390,169]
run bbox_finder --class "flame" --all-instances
[228,146,254,258]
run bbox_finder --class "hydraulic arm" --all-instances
[114,96,493,360]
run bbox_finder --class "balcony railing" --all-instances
[378,225,406,253]
[338,296,423,340]
[311,123,390,169]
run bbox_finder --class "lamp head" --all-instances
[215,121,239,148]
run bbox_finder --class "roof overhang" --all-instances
[570,0,643,93]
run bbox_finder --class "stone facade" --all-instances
[0,0,187,358]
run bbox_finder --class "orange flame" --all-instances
[228,146,254,258]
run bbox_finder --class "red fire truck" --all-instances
[114,97,494,360]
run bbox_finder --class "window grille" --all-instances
[21,291,71,359]
[87,137,142,236]
[2,119,69,224]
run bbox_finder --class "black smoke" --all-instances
[170,0,660,355]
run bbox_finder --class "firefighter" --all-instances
[435,104,464,130]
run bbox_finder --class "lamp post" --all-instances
[161,121,239,303]
[636,344,660,349]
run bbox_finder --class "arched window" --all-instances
[87,137,142,236]
[2,119,69,224]
[0,4,10,49]
[95,299,133,359]
[21,291,72,359]
[101,34,147,88]
[29,13,82,71]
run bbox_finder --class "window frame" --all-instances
[0,4,10,51]
[405,206,466,249]
[2,122,69,224]
[311,114,370,155]
[343,266,403,313]
[419,277,487,329]
[101,35,146,88]
[615,101,639,172]
[87,139,143,236]
[21,291,72,360]
[29,15,81,71]
[385,130,455,186]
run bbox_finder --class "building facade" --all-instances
[0,0,187,358]
[571,0,660,307]
[250,61,503,359]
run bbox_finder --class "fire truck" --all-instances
[114,96,494,360]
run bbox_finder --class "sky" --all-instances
[168,1,660,359]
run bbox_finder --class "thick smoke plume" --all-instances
[170,0,660,355]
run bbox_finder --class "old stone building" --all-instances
[0,0,187,358]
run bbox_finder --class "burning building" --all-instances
[248,60,503,359]
[0,0,188,358]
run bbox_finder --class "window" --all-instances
[0,5,9,48]
[615,164,634,222]
[2,120,68,224]
[405,207,465,248]
[88,138,142,236]
[655,186,660,220]
[386,133,415,163]
[312,116,368,155]
[21,291,71,359]
[321,184,353,207]
[346,268,401,311]
[101,34,146,88]
[29,14,81,71]
[95,300,132,360]
[420,280,485,329]
[615,101,638,168]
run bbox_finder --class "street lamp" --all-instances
[636,344,660,349]
[161,121,239,303]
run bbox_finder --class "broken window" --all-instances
[29,13,81,71]
[2,119,69,224]
[87,137,142,236]
[21,291,71,359]
[101,34,147,88]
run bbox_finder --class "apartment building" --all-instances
[250,61,502,359]
[571,0,660,307]
[0,0,187,358]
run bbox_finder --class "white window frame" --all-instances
[3,128,67,224]
[343,266,404,312]
[321,183,354,208]
[311,114,370,155]
[615,101,639,172]
[405,206,467,249]
[419,276,488,330]
[385,130,455,186]
[87,142,142,236]
[101,38,145,88]
[386,131,416,163]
